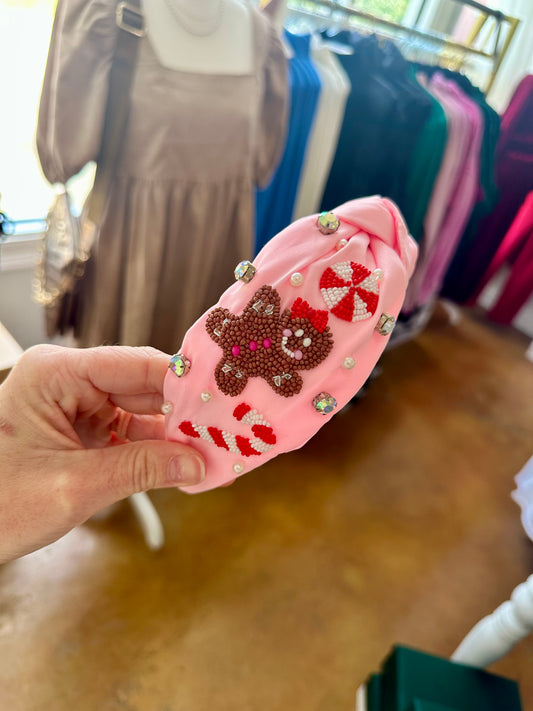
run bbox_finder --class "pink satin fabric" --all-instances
[163,196,418,493]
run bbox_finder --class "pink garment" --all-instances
[418,79,483,305]
[477,191,533,324]
[403,73,480,311]
[163,196,418,493]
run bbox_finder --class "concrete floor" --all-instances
[1,305,532,711]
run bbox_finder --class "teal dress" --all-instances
[401,69,448,244]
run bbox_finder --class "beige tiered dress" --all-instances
[37,0,288,353]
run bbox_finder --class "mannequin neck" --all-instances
[142,0,253,75]
[165,0,222,35]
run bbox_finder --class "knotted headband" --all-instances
[163,196,418,492]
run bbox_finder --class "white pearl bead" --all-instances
[336,238,348,250]
[233,463,244,474]
[343,357,356,369]
[290,272,304,287]
[200,391,212,403]
[373,268,384,281]
[161,401,173,415]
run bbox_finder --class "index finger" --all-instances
[80,346,172,397]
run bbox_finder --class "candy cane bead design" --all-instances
[179,403,276,457]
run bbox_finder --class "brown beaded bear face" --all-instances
[206,285,333,397]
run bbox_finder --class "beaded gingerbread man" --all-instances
[206,285,333,397]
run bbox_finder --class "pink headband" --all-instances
[163,196,418,492]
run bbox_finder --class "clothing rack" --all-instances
[287,0,519,93]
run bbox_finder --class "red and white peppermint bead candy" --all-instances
[319,261,382,323]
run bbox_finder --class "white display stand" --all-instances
[129,492,165,550]
[452,574,533,668]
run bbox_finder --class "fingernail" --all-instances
[168,455,206,486]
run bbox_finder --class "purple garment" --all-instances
[403,73,481,311]
[418,78,483,305]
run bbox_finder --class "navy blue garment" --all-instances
[379,41,433,209]
[320,33,397,211]
[320,33,432,213]
[254,32,321,254]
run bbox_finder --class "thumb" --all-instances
[67,440,206,515]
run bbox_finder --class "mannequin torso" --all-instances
[142,0,253,74]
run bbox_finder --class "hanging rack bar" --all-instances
[447,0,506,19]
[415,0,505,36]
[485,15,519,92]
[289,0,493,58]
[287,0,519,93]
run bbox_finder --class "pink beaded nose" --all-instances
[249,341,258,351]
[232,345,240,357]
[263,338,271,349]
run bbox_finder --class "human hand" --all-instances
[0,345,206,563]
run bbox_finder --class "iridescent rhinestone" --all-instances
[200,391,212,403]
[161,401,173,415]
[343,357,356,370]
[317,211,340,235]
[169,353,191,377]
[290,272,304,287]
[375,313,396,336]
[312,392,337,415]
[373,268,384,281]
[234,260,256,283]
[233,462,244,474]
[336,238,348,250]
